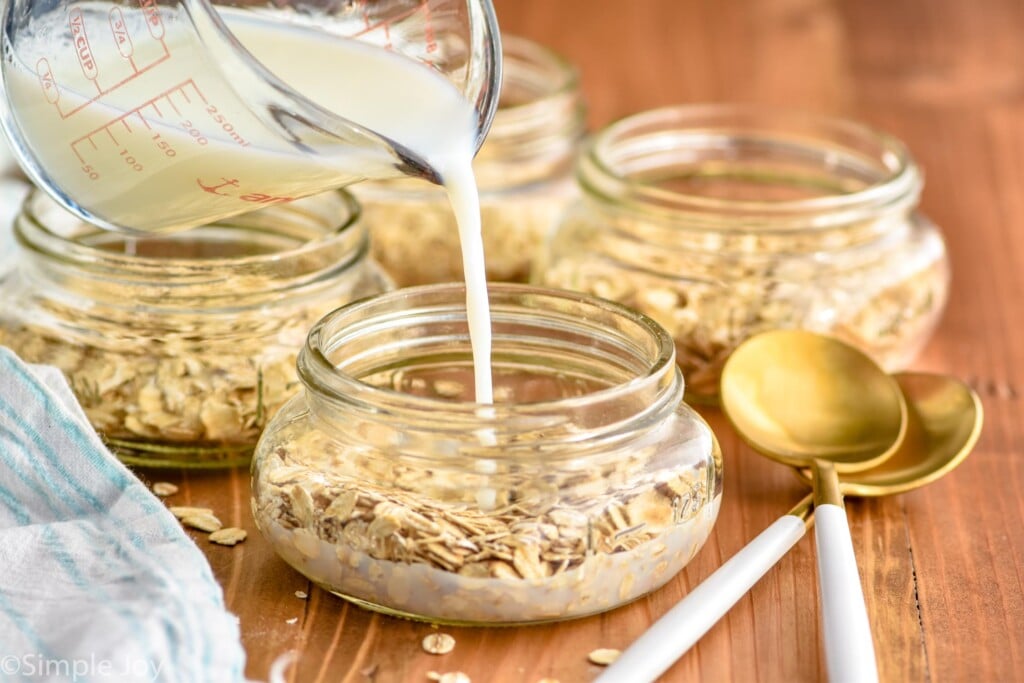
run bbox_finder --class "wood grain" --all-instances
[141,1,1024,680]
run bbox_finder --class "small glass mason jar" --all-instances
[354,35,586,286]
[535,105,950,402]
[251,284,722,625]
[0,189,392,467]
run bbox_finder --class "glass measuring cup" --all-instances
[0,0,501,233]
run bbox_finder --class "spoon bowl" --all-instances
[795,371,983,495]
[720,329,907,472]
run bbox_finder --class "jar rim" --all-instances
[15,188,366,277]
[490,35,582,132]
[298,283,680,427]
[579,104,922,231]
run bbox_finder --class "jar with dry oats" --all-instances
[535,105,950,402]
[354,35,586,286]
[251,284,722,625]
[0,189,392,467]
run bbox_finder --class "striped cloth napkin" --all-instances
[0,347,246,682]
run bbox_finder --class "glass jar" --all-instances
[354,36,586,286]
[251,284,722,625]
[0,179,30,274]
[0,189,392,467]
[536,105,950,402]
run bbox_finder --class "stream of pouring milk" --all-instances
[228,18,495,404]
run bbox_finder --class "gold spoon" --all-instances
[719,330,907,472]
[720,330,906,683]
[596,371,982,683]
[792,372,982,494]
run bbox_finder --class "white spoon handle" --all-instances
[595,514,807,683]
[815,503,879,683]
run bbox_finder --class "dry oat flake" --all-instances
[181,513,223,533]
[168,506,213,519]
[295,590,308,600]
[436,671,471,683]
[209,527,247,546]
[421,632,456,655]
[587,648,621,666]
[151,482,179,497]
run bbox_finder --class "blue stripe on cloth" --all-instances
[0,351,222,676]
[0,350,242,679]
[0,355,195,552]
[0,471,166,662]
[72,520,193,675]
[0,591,53,661]
[0,484,55,659]
[0,422,200,675]
[43,524,182,665]
[0,424,88,519]
[0,354,112,468]
[0,481,32,526]
[0,395,109,515]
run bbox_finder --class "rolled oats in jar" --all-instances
[354,36,586,286]
[0,189,392,467]
[251,284,722,625]
[535,105,950,402]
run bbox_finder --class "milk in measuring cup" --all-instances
[3,5,476,230]
[3,5,495,400]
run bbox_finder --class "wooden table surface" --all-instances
[144,1,1024,680]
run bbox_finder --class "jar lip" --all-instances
[579,104,922,230]
[15,188,364,273]
[491,35,582,130]
[299,283,679,421]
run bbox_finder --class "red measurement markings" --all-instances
[49,3,172,119]
[359,0,371,29]
[139,78,208,116]
[422,2,437,54]
[68,7,99,90]
[347,3,422,42]
[69,79,206,165]
[137,0,164,40]
[36,58,60,104]
[50,44,169,119]
[109,7,135,67]
[196,176,294,204]
[205,104,250,147]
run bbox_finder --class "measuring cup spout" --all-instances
[0,0,501,233]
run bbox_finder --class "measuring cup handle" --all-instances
[595,513,808,683]
[815,503,879,683]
